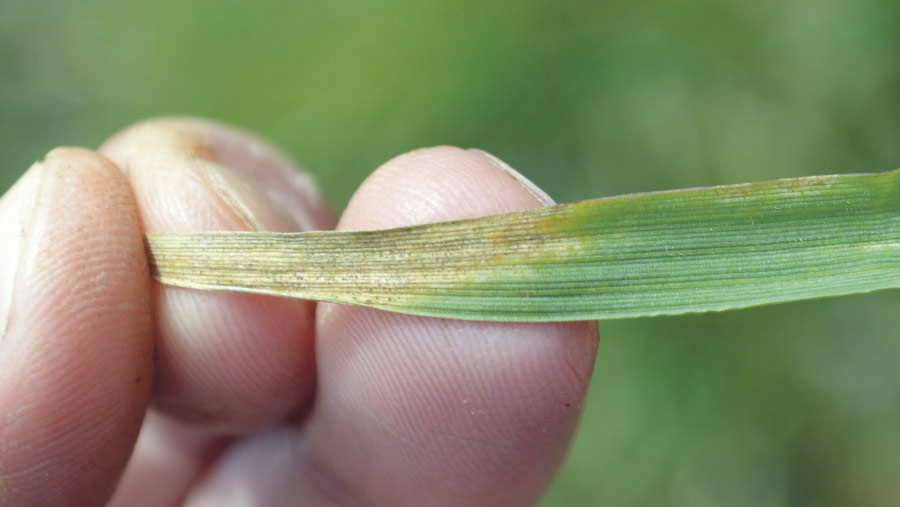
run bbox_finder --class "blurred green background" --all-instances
[2,0,899,504]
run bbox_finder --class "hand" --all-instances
[0,118,598,506]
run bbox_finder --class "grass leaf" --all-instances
[146,169,900,321]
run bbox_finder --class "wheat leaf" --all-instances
[145,169,900,321]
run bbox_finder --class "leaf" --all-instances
[145,169,900,321]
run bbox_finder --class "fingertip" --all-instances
[0,147,153,505]
[338,146,549,230]
[308,146,598,505]
[101,117,335,232]
[100,118,330,433]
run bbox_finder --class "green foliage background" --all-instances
[2,0,899,504]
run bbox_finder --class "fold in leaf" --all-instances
[145,169,900,321]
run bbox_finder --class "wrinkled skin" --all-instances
[0,118,598,506]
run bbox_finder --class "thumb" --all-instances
[0,148,153,505]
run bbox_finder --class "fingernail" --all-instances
[202,159,297,232]
[0,162,44,342]
[468,148,556,206]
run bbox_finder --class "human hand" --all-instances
[0,118,598,506]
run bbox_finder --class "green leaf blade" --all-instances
[145,169,900,321]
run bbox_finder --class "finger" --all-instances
[309,147,598,505]
[184,147,598,506]
[181,428,365,507]
[99,117,335,434]
[0,148,153,506]
[108,410,228,507]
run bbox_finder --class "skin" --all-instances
[0,118,598,506]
